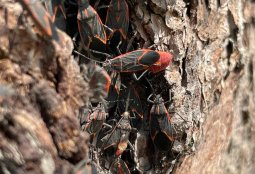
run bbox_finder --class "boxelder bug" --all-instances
[82,103,108,134]
[98,88,137,157]
[44,0,67,31]
[147,94,174,152]
[115,112,133,157]
[105,73,120,110]
[106,0,129,40]
[109,157,131,174]
[81,63,111,103]
[105,0,130,53]
[77,0,107,60]
[79,105,92,128]
[118,85,143,119]
[17,0,60,41]
[100,111,133,157]
[75,48,172,79]
[103,49,173,80]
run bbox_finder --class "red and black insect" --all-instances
[103,49,173,79]
[118,85,143,119]
[96,106,138,168]
[82,103,108,134]
[105,73,120,110]
[148,94,174,152]
[79,105,92,128]
[109,158,131,174]
[44,0,67,31]
[105,0,130,53]
[99,112,132,157]
[106,0,129,40]
[114,112,133,157]
[17,0,60,41]
[77,0,107,60]
[82,63,111,103]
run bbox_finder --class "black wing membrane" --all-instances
[18,0,59,41]
[150,104,162,139]
[78,5,106,44]
[110,158,131,174]
[86,104,107,134]
[106,0,129,39]
[44,0,66,31]
[87,64,111,102]
[77,2,107,60]
[118,86,143,118]
[109,50,159,72]
[77,7,95,47]
[79,107,92,128]
[138,51,160,65]
[150,99,174,152]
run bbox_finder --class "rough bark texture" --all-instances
[0,0,255,173]
[0,1,89,173]
[129,0,255,173]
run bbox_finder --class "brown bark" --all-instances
[130,0,255,173]
[0,1,89,173]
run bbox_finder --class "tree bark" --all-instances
[0,1,89,173]
[130,0,255,173]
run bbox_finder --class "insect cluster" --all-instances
[17,0,180,173]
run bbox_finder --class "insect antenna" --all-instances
[73,50,103,63]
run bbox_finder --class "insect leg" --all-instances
[132,69,149,81]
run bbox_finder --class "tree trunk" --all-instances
[0,1,89,173]
[0,0,255,174]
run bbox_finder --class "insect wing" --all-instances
[106,74,120,110]
[77,4,106,48]
[108,50,151,72]
[100,116,131,151]
[79,107,92,127]
[106,85,119,109]
[149,104,161,139]
[115,118,131,156]
[44,0,66,31]
[88,64,111,101]
[106,0,129,39]
[44,0,66,20]
[89,7,106,44]
[109,158,131,174]
[127,86,143,118]
[18,0,59,41]
[86,105,107,134]
[150,100,174,152]
[101,126,121,150]
[77,8,94,48]
[118,86,143,118]
[138,50,161,65]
